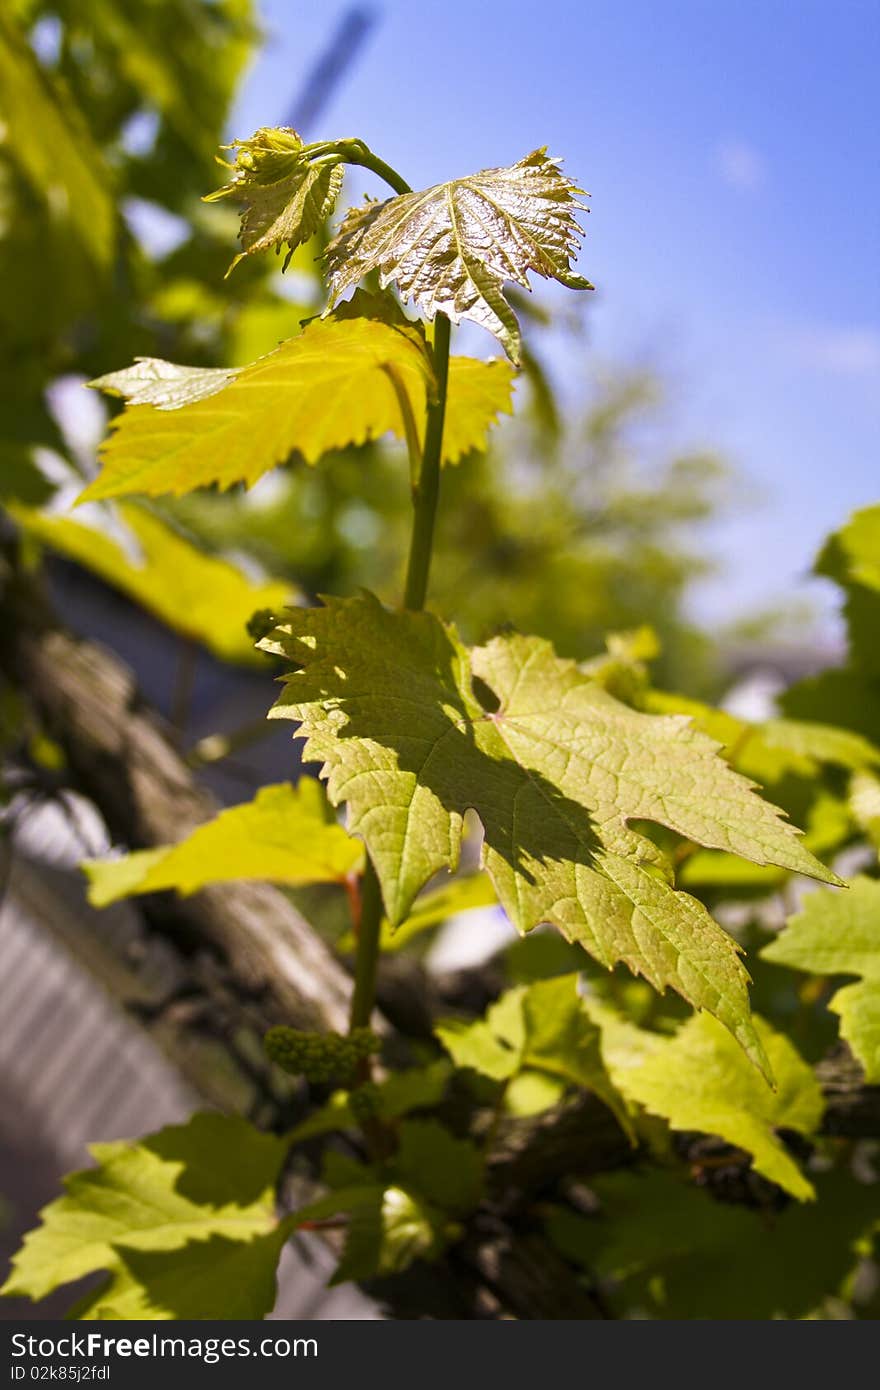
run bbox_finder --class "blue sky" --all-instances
[233,0,879,628]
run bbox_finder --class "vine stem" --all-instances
[328,141,452,1036]
[348,859,383,1029]
[403,312,451,611]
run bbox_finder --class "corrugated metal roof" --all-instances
[0,799,377,1320]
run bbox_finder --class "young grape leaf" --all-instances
[816,503,880,594]
[761,877,880,1081]
[436,974,629,1126]
[83,781,363,907]
[1,1114,292,1318]
[591,1010,823,1200]
[9,501,295,665]
[264,593,839,1067]
[325,148,592,362]
[204,126,344,273]
[81,297,513,501]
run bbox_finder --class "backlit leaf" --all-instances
[437,975,627,1125]
[1,1114,291,1319]
[81,297,512,500]
[90,357,239,408]
[440,357,516,463]
[326,148,592,362]
[646,688,880,782]
[762,877,880,1082]
[298,1184,444,1286]
[593,1010,823,1200]
[83,781,362,906]
[264,594,838,1066]
[10,501,294,665]
[336,871,498,955]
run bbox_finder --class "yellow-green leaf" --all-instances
[646,688,880,783]
[83,781,363,906]
[762,877,880,1082]
[10,501,294,665]
[336,872,498,955]
[264,593,839,1069]
[594,1010,823,1200]
[439,357,516,463]
[437,975,629,1126]
[81,297,513,501]
[81,300,435,501]
[1,1114,291,1318]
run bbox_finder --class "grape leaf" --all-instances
[83,781,363,907]
[325,148,592,362]
[546,1165,880,1320]
[437,356,516,462]
[761,877,880,1082]
[81,297,513,501]
[90,358,240,408]
[437,974,628,1126]
[10,501,294,665]
[592,1010,823,1200]
[204,126,344,273]
[816,503,880,594]
[393,1120,484,1215]
[291,1121,481,1284]
[0,1114,292,1318]
[264,593,839,1067]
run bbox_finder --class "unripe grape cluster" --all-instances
[264,1025,379,1083]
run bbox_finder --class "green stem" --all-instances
[348,860,384,1031]
[403,312,451,611]
[340,142,413,197]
